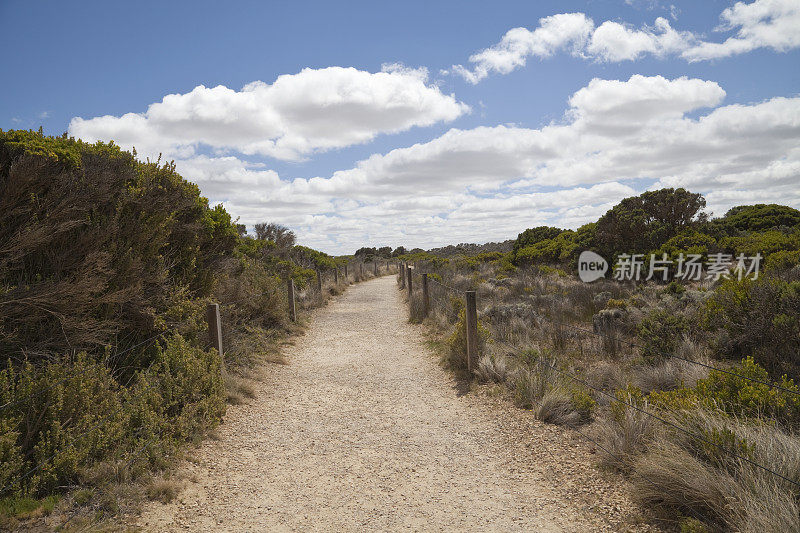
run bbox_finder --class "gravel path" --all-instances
[137,276,655,532]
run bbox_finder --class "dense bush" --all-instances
[0,130,238,366]
[512,226,564,255]
[650,357,800,428]
[0,129,344,515]
[703,276,800,377]
[637,309,691,362]
[0,334,224,497]
[719,229,800,260]
[594,188,707,257]
[715,204,800,233]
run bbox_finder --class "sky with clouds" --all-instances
[2,0,799,254]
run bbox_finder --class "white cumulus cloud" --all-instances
[69,65,469,161]
[587,17,693,61]
[451,13,595,83]
[187,75,799,253]
[68,71,800,254]
[451,0,800,83]
[683,0,800,61]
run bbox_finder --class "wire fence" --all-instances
[398,263,800,498]
[0,262,398,527]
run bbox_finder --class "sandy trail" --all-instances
[137,276,652,532]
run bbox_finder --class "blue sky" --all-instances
[2,0,799,253]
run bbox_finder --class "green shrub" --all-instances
[0,129,336,514]
[0,130,239,366]
[0,334,224,499]
[656,230,717,261]
[716,204,800,233]
[512,226,564,256]
[765,250,800,271]
[679,516,712,533]
[594,188,707,257]
[569,387,596,422]
[650,357,800,428]
[703,276,800,377]
[0,494,59,519]
[664,280,686,295]
[719,229,800,259]
[637,309,690,361]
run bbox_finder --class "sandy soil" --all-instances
[135,276,656,532]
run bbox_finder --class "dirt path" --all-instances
[137,276,654,532]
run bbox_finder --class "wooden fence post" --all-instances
[359,262,364,278]
[374,261,378,276]
[206,303,223,358]
[287,279,296,322]
[400,263,406,289]
[406,266,413,294]
[422,273,430,318]
[465,291,478,372]
[316,270,322,293]
[334,268,339,285]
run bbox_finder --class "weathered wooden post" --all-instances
[359,262,364,279]
[287,279,296,322]
[374,261,378,276]
[406,265,413,294]
[465,291,478,372]
[422,273,430,318]
[206,303,223,358]
[344,263,349,281]
[316,270,322,293]
[400,263,406,289]
[334,267,339,285]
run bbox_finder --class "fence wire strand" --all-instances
[0,330,170,413]
[491,330,800,489]
[418,270,800,491]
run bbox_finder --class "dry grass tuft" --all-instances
[536,387,582,427]
[632,409,800,531]
[632,439,735,529]
[409,292,427,324]
[634,350,709,393]
[224,373,257,405]
[146,477,182,504]
[597,393,654,471]
[475,353,510,383]
[586,361,624,394]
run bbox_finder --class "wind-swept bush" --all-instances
[703,276,800,377]
[0,129,339,519]
[0,130,238,367]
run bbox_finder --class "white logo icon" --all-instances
[578,250,608,283]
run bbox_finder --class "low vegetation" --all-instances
[0,129,380,529]
[401,187,800,531]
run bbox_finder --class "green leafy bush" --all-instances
[0,130,334,510]
[637,309,690,361]
[594,188,707,257]
[703,276,800,377]
[0,334,224,498]
[569,387,597,422]
[715,204,800,233]
[650,357,800,427]
[765,250,800,271]
[0,129,239,365]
